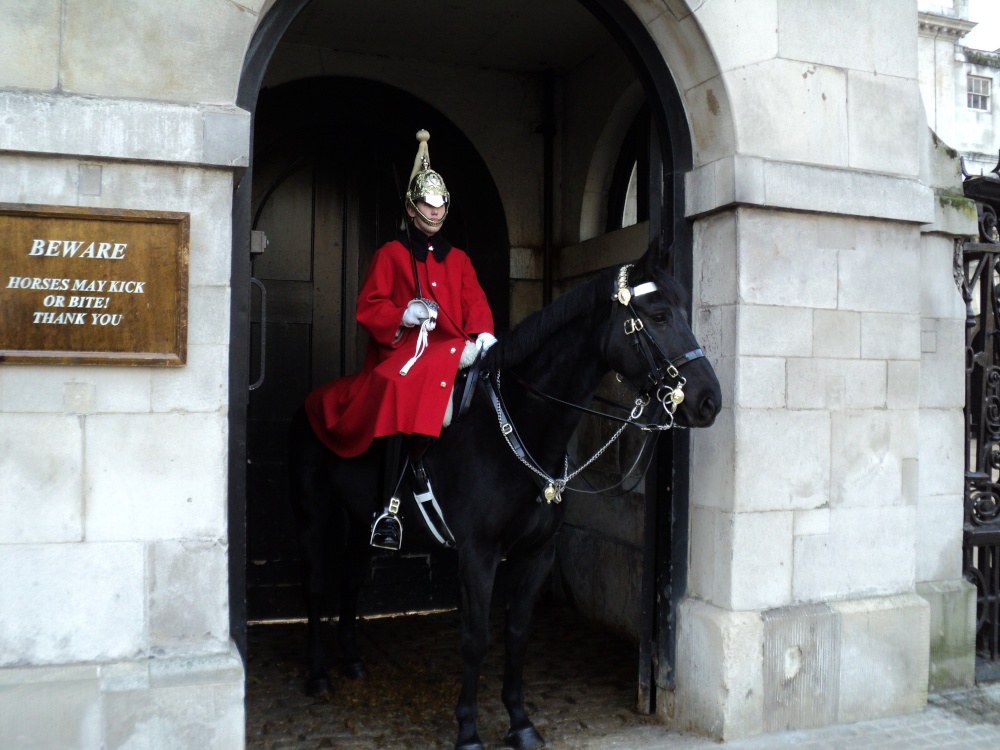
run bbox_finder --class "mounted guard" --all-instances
[303,130,496,550]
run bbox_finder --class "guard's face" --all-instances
[407,200,446,236]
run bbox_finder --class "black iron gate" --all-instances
[961,164,1000,680]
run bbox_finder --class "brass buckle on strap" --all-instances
[624,318,644,335]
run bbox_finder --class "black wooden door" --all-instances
[244,78,510,622]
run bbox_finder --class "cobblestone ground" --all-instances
[245,601,668,750]
[246,602,1000,750]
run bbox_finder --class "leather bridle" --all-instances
[606,263,705,429]
[484,263,706,505]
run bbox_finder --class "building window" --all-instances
[607,103,649,232]
[968,75,991,111]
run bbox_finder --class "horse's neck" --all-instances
[530,345,606,409]
[508,333,608,466]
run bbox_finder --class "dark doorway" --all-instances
[244,77,510,622]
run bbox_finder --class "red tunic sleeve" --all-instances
[355,242,410,348]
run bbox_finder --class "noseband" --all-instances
[608,263,705,428]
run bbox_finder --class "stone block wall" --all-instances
[666,0,978,733]
[677,190,974,737]
[672,594,932,738]
[0,151,246,748]
[689,209,929,610]
[0,1,257,744]
[0,648,244,750]
[545,4,976,737]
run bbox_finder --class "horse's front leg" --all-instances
[500,543,554,750]
[455,549,500,750]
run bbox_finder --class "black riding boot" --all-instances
[370,434,405,551]
[408,435,434,495]
[370,434,438,550]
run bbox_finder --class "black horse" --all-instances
[288,244,721,750]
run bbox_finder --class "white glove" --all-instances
[476,332,498,352]
[402,299,432,328]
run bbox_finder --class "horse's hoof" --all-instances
[455,743,485,750]
[504,725,545,750]
[341,660,369,679]
[305,676,333,698]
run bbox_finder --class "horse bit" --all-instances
[487,263,705,505]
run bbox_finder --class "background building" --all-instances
[919,0,1000,176]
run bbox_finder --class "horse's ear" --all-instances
[639,236,671,279]
[639,236,678,281]
[662,241,676,273]
[638,238,656,280]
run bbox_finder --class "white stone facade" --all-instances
[0,0,978,747]
[0,2,252,746]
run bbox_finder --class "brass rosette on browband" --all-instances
[405,130,450,226]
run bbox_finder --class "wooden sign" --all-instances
[0,204,189,366]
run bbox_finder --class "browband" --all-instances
[632,281,657,297]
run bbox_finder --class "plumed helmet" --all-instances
[405,130,450,225]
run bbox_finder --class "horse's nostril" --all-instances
[700,396,719,419]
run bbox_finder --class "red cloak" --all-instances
[304,235,494,458]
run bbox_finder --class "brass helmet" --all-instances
[405,130,450,226]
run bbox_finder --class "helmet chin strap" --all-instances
[408,198,448,227]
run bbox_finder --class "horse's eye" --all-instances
[650,311,671,324]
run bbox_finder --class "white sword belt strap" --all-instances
[411,479,456,548]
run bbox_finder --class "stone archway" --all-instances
[229,0,732,714]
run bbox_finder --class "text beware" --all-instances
[29,239,127,260]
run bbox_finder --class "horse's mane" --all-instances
[484,261,687,371]
[485,268,613,371]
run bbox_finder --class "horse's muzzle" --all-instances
[675,361,722,428]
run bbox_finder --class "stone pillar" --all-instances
[656,0,979,733]
[913,128,980,692]
[0,1,257,743]
[674,199,935,739]
[0,92,250,749]
[670,152,975,738]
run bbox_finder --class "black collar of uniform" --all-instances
[399,227,452,262]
